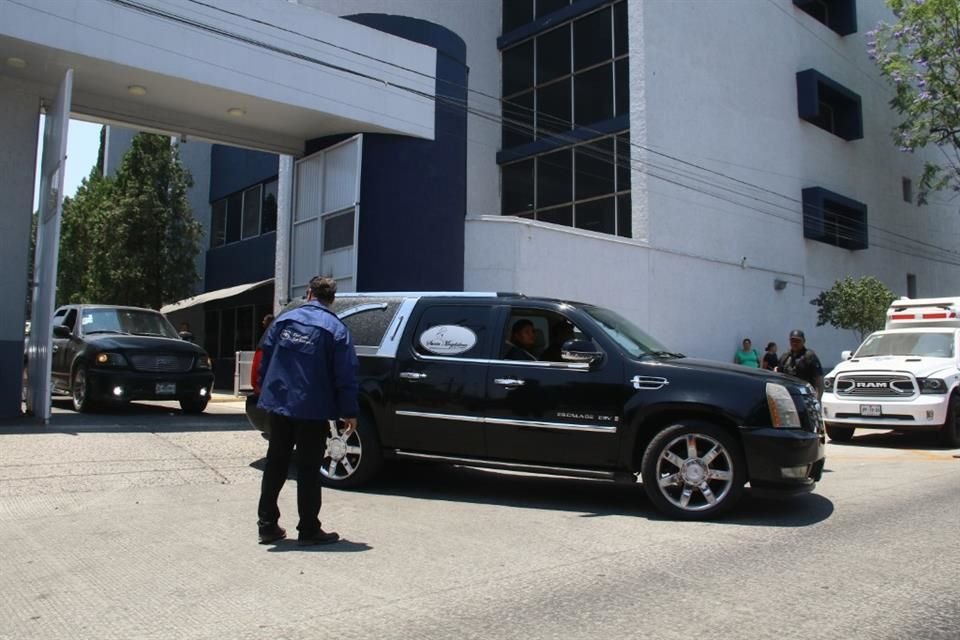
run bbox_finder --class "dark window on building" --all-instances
[241,184,261,240]
[323,211,355,251]
[503,0,534,33]
[902,177,913,203]
[617,193,632,238]
[503,91,535,148]
[538,148,573,208]
[225,192,243,244]
[261,180,278,233]
[537,25,570,85]
[576,138,615,200]
[907,273,917,298]
[616,133,631,191]
[210,199,226,248]
[205,309,220,357]
[792,0,857,36]
[502,159,535,214]
[538,206,572,226]
[413,305,492,359]
[614,1,628,56]
[575,63,614,126]
[536,0,569,20]
[574,8,612,71]
[575,197,616,234]
[536,78,572,136]
[802,186,868,250]
[503,41,535,95]
[796,69,863,141]
[236,305,255,352]
[220,308,236,357]
[615,57,629,116]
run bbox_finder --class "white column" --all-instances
[274,154,294,313]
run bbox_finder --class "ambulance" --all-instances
[820,297,960,447]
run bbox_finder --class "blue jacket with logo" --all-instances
[256,301,359,420]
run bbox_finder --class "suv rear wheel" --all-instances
[640,421,746,520]
[319,408,383,489]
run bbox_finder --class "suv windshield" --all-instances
[581,305,679,359]
[81,308,180,339]
[856,332,955,358]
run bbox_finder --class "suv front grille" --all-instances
[835,374,915,397]
[128,354,194,373]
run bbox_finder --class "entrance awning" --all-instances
[161,278,273,314]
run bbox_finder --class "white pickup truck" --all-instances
[821,297,960,447]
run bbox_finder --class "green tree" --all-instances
[83,133,202,309]
[57,168,113,305]
[869,0,960,204]
[810,276,898,342]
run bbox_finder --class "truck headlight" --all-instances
[194,355,213,370]
[766,382,802,429]
[95,352,127,367]
[919,378,947,394]
[823,377,834,392]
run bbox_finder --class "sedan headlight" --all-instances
[194,355,213,370]
[919,377,948,394]
[94,352,128,367]
[766,382,802,429]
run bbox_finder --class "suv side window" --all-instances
[413,305,491,359]
[501,308,588,362]
[334,299,402,348]
[62,309,78,333]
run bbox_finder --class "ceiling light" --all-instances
[6,57,27,69]
[226,107,245,117]
[127,85,147,96]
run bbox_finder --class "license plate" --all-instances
[860,404,882,417]
[156,383,176,395]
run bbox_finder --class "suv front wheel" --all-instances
[640,421,746,520]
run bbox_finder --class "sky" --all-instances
[33,119,104,211]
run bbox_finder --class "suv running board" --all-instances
[391,450,624,481]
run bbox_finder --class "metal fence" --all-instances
[234,350,256,396]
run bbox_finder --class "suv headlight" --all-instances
[94,352,127,367]
[766,382,802,429]
[194,355,213,370]
[823,376,834,392]
[919,377,947,394]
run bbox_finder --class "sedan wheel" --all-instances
[641,421,745,520]
[71,365,95,413]
[319,409,383,489]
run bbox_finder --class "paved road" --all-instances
[0,401,958,640]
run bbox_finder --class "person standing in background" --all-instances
[762,342,779,370]
[733,338,760,368]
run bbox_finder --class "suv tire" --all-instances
[71,364,96,413]
[319,408,383,489]
[641,421,746,520]
[825,425,855,443]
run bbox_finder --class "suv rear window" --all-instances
[333,298,402,348]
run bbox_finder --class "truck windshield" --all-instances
[581,305,678,359]
[856,332,955,358]
[81,308,180,339]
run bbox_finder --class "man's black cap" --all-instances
[789,329,805,340]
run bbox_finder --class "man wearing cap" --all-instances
[777,329,824,399]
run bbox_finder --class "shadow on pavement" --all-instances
[827,429,957,451]
[0,398,254,435]
[288,461,835,527]
[266,539,372,553]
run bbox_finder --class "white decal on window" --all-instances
[81,315,93,325]
[419,325,477,355]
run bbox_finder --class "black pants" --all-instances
[257,413,329,535]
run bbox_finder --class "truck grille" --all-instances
[835,374,915,397]
[128,354,194,373]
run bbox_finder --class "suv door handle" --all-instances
[399,371,428,380]
[494,378,525,387]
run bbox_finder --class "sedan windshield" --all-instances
[856,332,955,358]
[581,305,679,359]
[80,308,180,339]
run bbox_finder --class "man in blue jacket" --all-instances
[255,276,359,546]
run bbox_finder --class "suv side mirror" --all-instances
[841,350,853,361]
[52,325,70,339]
[561,339,603,364]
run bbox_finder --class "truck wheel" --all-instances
[825,425,855,443]
[640,421,746,520]
[939,394,960,448]
[319,408,383,489]
[71,365,96,413]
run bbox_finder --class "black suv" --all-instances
[46,304,215,413]
[248,293,825,519]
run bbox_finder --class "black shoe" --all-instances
[297,529,340,546]
[258,524,286,545]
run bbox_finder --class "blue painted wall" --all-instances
[209,146,278,202]
[342,14,468,292]
[205,233,276,291]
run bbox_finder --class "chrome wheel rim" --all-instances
[655,433,734,512]
[72,369,86,409]
[320,420,363,481]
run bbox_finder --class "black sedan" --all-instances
[46,304,215,413]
